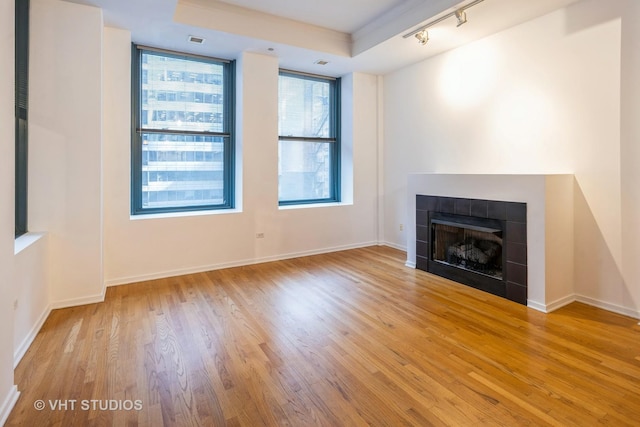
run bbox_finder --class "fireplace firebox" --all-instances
[416,195,528,305]
[431,213,504,279]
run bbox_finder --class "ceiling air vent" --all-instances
[188,35,205,44]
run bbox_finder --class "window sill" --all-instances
[15,232,46,255]
[278,201,352,211]
[130,208,242,221]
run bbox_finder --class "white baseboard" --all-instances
[14,305,52,369]
[544,294,577,313]
[527,300,548,313]
[50,288,106,310]
[528,293,640,319]
[0,385,20,426]
[405,261,416,268]
[105,241,379,287]
[379,241,407,252]
[575,294,640,319]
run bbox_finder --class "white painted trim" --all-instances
[381,240,406,252]
[14,305,52,369]
[405,261,416,268]
[528,295,575,313]
[544,294,577,313]
[0,386,20,426]
[527,300,548,313]
[50,289,106,310]
[278,201,352,211]
[527,294,640,319]
[14,231,46,255]
[376,75,385,246]
[105,241,378,287]
[576,294,640,320]
[130,207,242,221]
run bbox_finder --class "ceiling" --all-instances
[65,0,582,76]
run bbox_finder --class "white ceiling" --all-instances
[217,0,409,33]
[65,0,582,76]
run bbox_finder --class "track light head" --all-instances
[455,9,467,27]
[402,0,483,44]
[415,29,429,45]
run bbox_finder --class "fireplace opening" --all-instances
[423,211,508,299]
[431,218,503,280]
[416,195,527,305]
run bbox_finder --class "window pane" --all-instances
[279,75,331,138]
[141,52,225,133]
[278,140,332,201]
[141,133,226,209]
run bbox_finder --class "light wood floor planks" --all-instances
[6,246,640,426]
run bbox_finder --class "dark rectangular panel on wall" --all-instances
[416,195,528,305]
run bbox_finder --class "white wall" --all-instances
[383,0,639,317]
[619,0,640,319]
[11,0,106,396]
[103,32,379,285]
[0,0,19,422]
[13,235,49,365]
[29,0,104,307]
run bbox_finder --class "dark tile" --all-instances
[506,262,527,286]
[416,210,429,226]
[470,200,488,218]
[506,202,527,222]
[455,199,470,216]
[439,198,455,214]
[506,221,527,244]
[416,225,429,242]
[488,201,507,220]
[425,196,438,211]
[506,282,527,305]
[416,195,432,211]
[416,240,429,257]
[416,195,426,210]
[416,256,429,271]
[506,242,527,265]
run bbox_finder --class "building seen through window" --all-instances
[278,71,340,205]
[132,47,234,214]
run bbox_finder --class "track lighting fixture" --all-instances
[415,30,429,46]
[403,0,484,45]
[455,9,467,27]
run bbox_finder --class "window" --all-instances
[15,0,29,237]
[131,45,235,215]
[278,71,340,205]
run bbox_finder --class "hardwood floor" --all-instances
[6,246,640,426]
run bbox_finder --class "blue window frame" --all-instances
[131,45,235,215]
[278,71,340,205]
[15,0,29,237]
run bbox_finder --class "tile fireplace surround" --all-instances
[406,174,574,313]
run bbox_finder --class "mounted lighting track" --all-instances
[402,0,485,40]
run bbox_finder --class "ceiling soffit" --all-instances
[175,0,470,58]
[175,0,352,57]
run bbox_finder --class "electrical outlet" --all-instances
[13,300,18,310]
[399,224,404,231]
[256,232,265,239]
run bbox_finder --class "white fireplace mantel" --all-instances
[406,174,575,312]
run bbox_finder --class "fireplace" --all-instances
[416,195,528,305]
[432,212,504,277]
